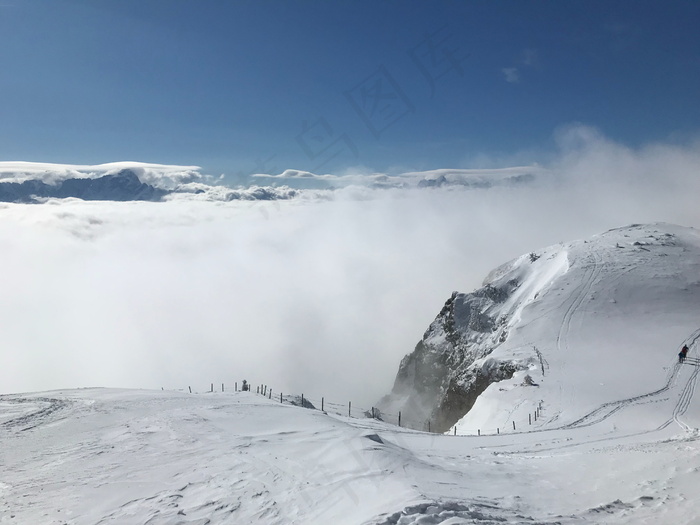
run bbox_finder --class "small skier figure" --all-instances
[679,345,689,363]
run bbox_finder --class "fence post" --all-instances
[513,421,516,430]
[428,420,431,433]
[211,383,213,393]
[269,389,272,400]
[454,427,457,436]
[257,386,259,394]
[349,401,351,417]
[321,397,324,412]
[222,383,224,392]
[301,393,304,407]
[529,414,531,425]
[280,392,283,403]
[497,427,500,434]
[188,386,192,393]
[398,411,401,427]
[478,429,480,436]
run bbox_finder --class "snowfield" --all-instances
[2,223,700,524]
[2,383,700,524]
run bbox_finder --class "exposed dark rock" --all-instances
[55,170,166,201]
[433,360,518,431]
[377,279,519,433]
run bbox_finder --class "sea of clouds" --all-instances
[1,125,699,405]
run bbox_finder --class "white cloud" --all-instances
[501,67,519,83]
[253,166,542,189]
[501,49,539,84]
[522,48,538,67]
[165,183,312,202]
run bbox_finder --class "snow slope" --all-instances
[2,381,700,524]
[2,223,700,524]
[456,223,700,436]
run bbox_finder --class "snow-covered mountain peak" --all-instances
[379,223,700,434]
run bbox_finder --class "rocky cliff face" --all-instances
[378,280,524,432]
[376,231,573,433]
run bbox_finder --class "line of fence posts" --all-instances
[180,382,544,438]
[244,386,417,429]
[311,395,420,429]
[448,400,544,437]
[184,382,245,394]
[178,382,281,393]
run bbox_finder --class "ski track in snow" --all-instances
[552,249,603,422]
[542,235,700,436]
[663,329,700,432]
[471,333,700,457]
[558,328,700,433]
[0,396,73,431]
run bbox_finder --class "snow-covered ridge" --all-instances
[379,223,700,434]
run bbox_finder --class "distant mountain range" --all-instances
[0,162,542,203]
[0,169,301,203]
[0,169,165,203]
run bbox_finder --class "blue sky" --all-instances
[1,0,699,183]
